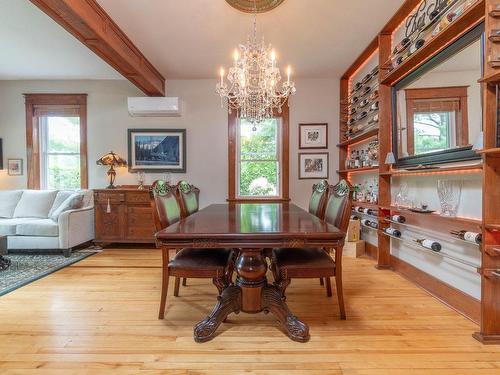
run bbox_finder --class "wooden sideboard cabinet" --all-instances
[94,188,155,245]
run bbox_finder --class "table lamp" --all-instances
[96,151,127,189]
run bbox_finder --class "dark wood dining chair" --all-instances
[177,180,200,217]
[176,180,201,287]
[271,179,352,319]
[150,180,235,319]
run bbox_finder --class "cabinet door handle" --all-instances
[106,198,111,214]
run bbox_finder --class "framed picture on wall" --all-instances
[128,129,186,173]
[298,152,329,179]
[299,123,328,149]
[7,159,23,176]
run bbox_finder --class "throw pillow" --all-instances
[49,193,85,221]
[13,190,58,218]
[0,190,23,218]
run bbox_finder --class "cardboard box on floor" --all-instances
[347,219,360,242]
[344,240,365,258]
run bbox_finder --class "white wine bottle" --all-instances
[384,227,401,238]
[387,214,406,223]
[361,219,378,229]
[416,238,441,252]
[450,230,482,244]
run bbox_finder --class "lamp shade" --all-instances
[96,151,127,167]
[385,152,396,165]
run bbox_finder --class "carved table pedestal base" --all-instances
[193,249,310,343]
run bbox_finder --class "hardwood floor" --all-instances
[0,248,499,374]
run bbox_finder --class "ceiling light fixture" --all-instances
[217,0,295,129]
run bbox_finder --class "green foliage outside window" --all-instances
[414,112,451,155]
[239,119,279,197]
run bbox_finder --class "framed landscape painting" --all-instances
[299,123,328,149]
[299,152,329,179]
[128,129,186,173]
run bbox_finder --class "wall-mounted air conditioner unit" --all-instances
[127,97,182,117]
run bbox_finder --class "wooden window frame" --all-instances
[24,94,88,189]
[403,86,469,156]
[228,105,290,203]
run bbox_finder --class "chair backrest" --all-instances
[308,179,329,220]
[324,179,353,233]
[149,180,182,232]
[177,180,200,218]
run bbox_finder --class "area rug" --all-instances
[0,250,97,296]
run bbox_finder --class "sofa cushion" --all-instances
[0,218,36,236]
[13,190,58,219]
[0,190,23,218]
[16,219,59,237]
[48,191,74,217]
[49,193,84,221]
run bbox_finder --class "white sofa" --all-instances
[0,189,94,257]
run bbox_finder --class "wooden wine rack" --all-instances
[339,0,500,344]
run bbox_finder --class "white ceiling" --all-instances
[1,0,406,81]
[96,0,404,79]
[0,0,122,80]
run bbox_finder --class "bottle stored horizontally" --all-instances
[361,219,378,229]
[350,214,360,220]
[383,227,401,238]
[450,230,482,244]
[387,214,406,223]
[363,208,376,216]
[415,238,442,252]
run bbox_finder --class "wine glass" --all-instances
[137,172,146,190]
[437,180,463,217]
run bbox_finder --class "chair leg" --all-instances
[319,278,324,286]
[159,248,170,320]
[325,277,333,297]
[334,246,346,320]
[174,277,181,297]
[182,278,187,286]
[335,272,346,320]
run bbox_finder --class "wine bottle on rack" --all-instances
[383,227,401,238]
[361,219,378,229]
[392,37,411,55]
[363,208,376,215]
[350,214,360,220]
[415,238,442,252]
[354,206,363,213]
[387,214,406,223]
[450,230,482,244]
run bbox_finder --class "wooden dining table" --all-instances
[155,202,345,342]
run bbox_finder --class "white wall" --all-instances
[0,78,338,209]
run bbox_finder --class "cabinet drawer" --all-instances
[95,192,125,204]
[126,191,150,204]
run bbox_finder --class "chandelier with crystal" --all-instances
[216,2,296,126]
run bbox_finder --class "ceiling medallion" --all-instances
[217,1,295,128]
[225,0,286,13]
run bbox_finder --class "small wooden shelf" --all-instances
[379,164,483,177]
[484,223,500,231]
[337,128,378,147]
[352,201,379,210]
[476,148,500,155]
[379,205,482,228]
[337,166,379,174]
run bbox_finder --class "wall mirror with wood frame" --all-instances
[392,24,483,167]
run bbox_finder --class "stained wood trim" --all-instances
[227,105,290,202]
[390,255,481,324]
[29,0,165,96]
[25,93,88,189]
[405,86,470,155]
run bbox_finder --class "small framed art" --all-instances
[299,123,328,149]
[7,159,23,176]
[128,129,186,173]
[298,152,329,179]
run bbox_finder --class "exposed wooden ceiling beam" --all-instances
[30,0,165,96]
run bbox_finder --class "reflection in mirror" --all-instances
[395,31,482,162]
